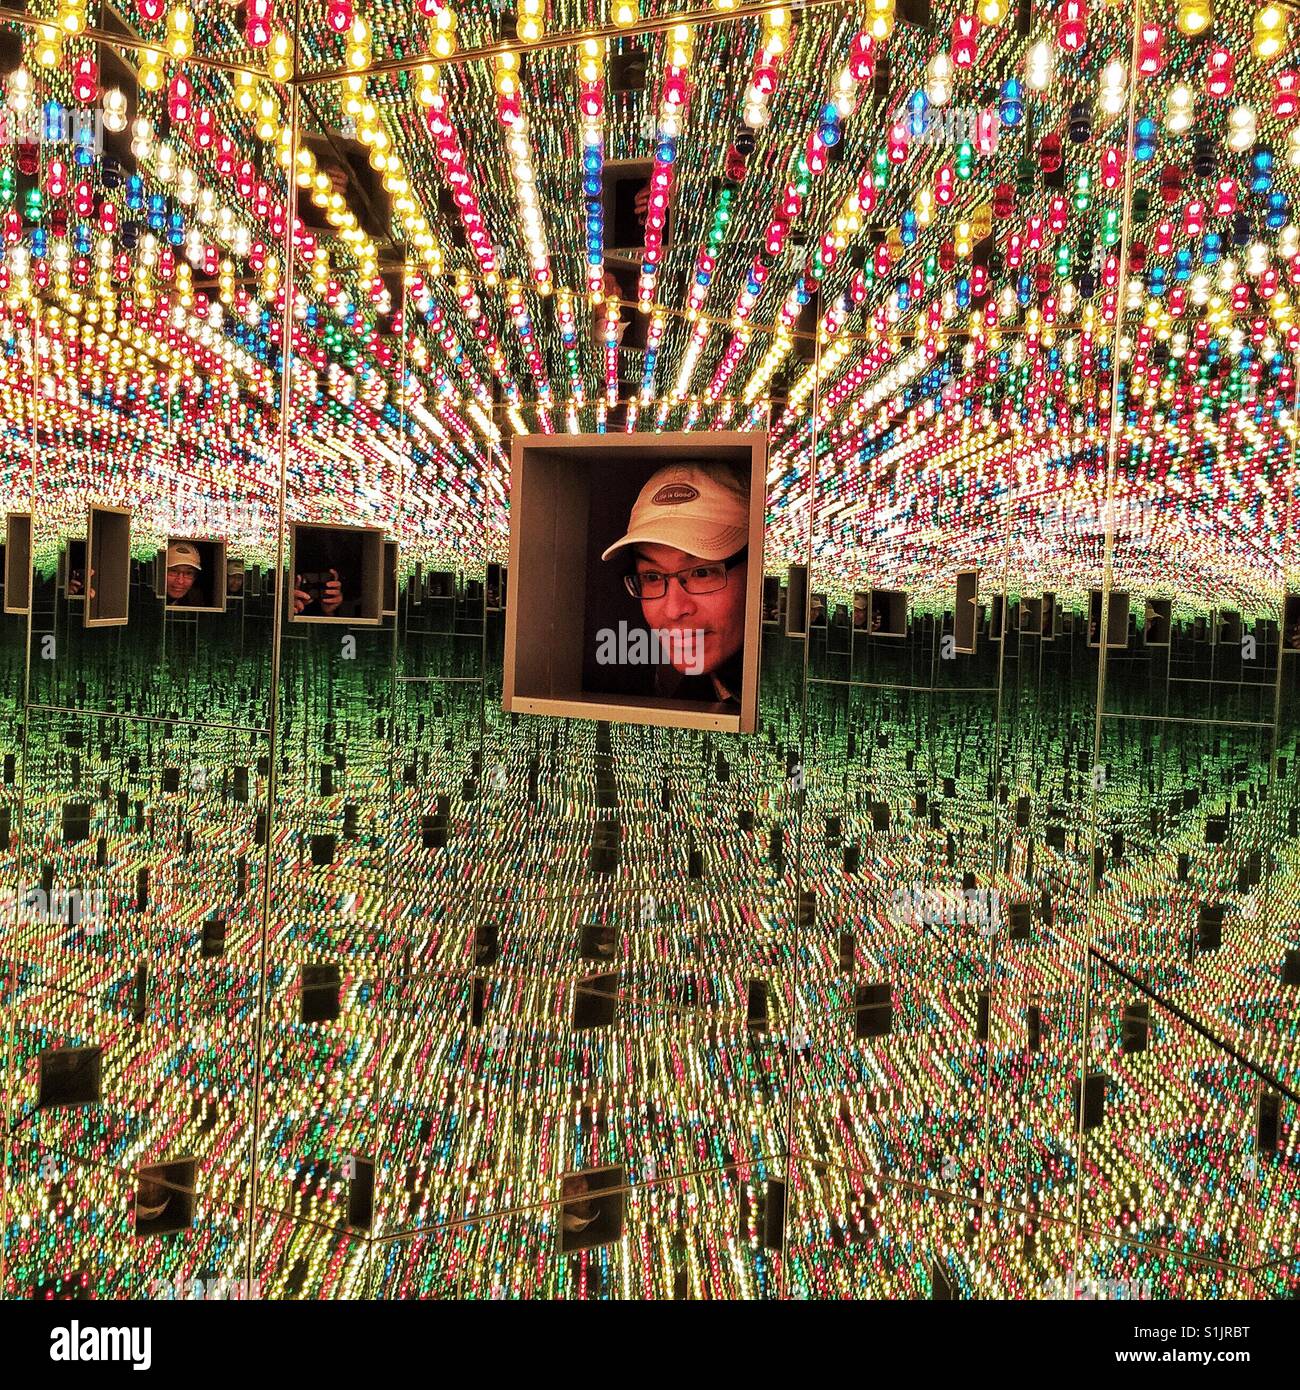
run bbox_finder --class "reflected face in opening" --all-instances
[166,565,198,601]
[135,1173,170,1221]
[633,542,746,678]
[560,1172,600,1232]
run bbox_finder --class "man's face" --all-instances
[633,542,746,678]
[167,565,197,600]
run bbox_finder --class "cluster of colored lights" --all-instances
[0,0,1293,607]
[343,79,441,275]
[426,93,496,281]
[493,52,552,296]
[554,287,583,407]
[504,277,553,431]
[636,24,692,312]
[578,38,607,301]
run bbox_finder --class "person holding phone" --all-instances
[293,565,359,617]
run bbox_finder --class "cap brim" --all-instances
[601,520,748,564]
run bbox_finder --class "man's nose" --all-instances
[661,579,697,621]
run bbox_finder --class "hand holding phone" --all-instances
[320,568,343,615]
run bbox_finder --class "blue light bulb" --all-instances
[999,79,1024,128]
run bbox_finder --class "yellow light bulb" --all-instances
[1253,5,1286,57]
[35,30,63,68]
[612,0,637,25]
[416,63,440,105]
[517,14,543,41]
[1176,0,1211,36]
[235,70,257,113]
[269,31,293,81]
[139,51,164,90]
[167,5,193,57]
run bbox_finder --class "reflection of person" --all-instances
[614,177,655,248]
[1286,608,1300,651]
[226,561,244,597]
[68,566,95,600]
[165,541,207,607]
[853,593,868,630]
[134,1170,173,1229]
[293,565,358,617]
[594,270,632,351]
[810,594,827,627]
[561,1172,600,1238]
[602,462,749,711]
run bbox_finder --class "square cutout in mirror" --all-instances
[134,1157,196,1237]
[503,433,766,733]
[38,1045,102,1109]
[85,504,131,627]
[558,1165,624,1253]
[289,523,384,625]
[162,537,226,612]
[4,512,31,614]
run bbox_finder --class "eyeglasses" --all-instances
[624,549,746,600]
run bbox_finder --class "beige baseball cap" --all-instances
[601,461,749,563]
[167,540,202,571]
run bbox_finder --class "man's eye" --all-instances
[694,567,720,580]
[639,572,664,585]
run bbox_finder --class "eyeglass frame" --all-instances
[623,547,748,601]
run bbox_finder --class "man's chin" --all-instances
[672,646,716,678]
